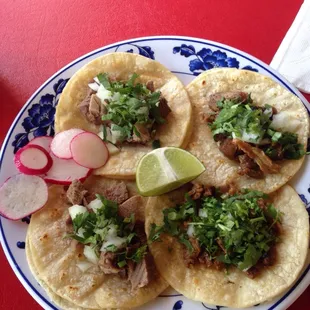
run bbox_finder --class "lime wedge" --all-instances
[136,147,205,196]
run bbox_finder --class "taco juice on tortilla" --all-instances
[26,177,168,309]
[145,183,309,308]
[186,68,309,192]
[55,52,193,179]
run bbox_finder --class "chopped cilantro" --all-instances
[67,195,148,266]
[149,190,281,271]
[97,73,165,144]
[210,95,305,160]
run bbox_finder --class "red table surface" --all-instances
[0,0,309,309]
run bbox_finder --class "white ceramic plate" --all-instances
[0,36,309,310]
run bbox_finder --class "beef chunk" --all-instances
[78,89,105,125]
[198,252,213,267]
[257,198,266,210]
[133,221,147,245]
[188,183,204,200]
[204,185,215,197]
[219,138,238,160]
[158,97,171,118]
[118,195,145,223]
[245,266,259,279]
[201,112,217,124]
[238,155,264,179]
[216,238,226,254]
[98,251,121,274]
[104,182,129,204]
[183,237,201,266]
[208,91,248,112]
[129,123,151,144]
[66,180,88,205]
[218,183,238,195]
[128,252,154,290]
[213,133,227,142]
[146,81,155,92]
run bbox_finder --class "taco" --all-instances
[186,68,309,192]
[26,176,168,309]
[55,52,193,179]
[145,183,309,308]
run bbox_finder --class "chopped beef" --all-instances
[133,221,147,245]
[128,252,154,290]
[78,89,105,125]
[128,123,151,144]
[233,139,280,174]
[201,112,217,124]
[272,106,278,115]
[104,182,129,204]
[198,252,213,267]
[118,195,145,222]
[245,266,259,279]
[158,97,171,118]
[208,91,248,112]
[216,238,226,254]
[66,180,88,205]
[219,138,238,160]
[183,237,201,266]
[204,185,215,197]
[146,81,155,92]
[188,183,215,199]
[218,183,238,195]
[261,246,276,266]
[65,216,73,226]
[257,198,266,210]
[98,251,122,274]
[188,183,205,200]
[213,260,225,271]
[238,154,264,179]
[213,133,227,142]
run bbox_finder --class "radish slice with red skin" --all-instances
[0,174,48,220]
[28,136,53,152]
[44,153,91,185]
[51,128,84,159]
[70,132,109,169]
[14,145,53,175]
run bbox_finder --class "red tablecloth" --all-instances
[0,0,309,309]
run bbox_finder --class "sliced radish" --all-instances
[70,132,109,169]
[28,136,53,152]
[14,145,53,175]
[51,129,84,159]
[0,174,48,220]
[44,153,91,185]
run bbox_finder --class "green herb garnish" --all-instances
[149,190,281,271]
[67,195,147,265]
[98,73,164,143]
[210,95,305,160]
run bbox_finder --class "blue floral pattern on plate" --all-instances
[173,300,183,310]
[11,78,69,153]
[116,44,155,59]
[173,44,258,75]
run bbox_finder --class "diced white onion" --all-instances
[76,261,94,272]
[271,112,301,133]
[106,143,120,156]
[88,82,100,92]
[84,245,99,264]
[88,198,102,212]
[241,131,261,144]
[110,124,123,144]
[187,224,195,237]
[68,205,87,220]
[136,107,148,115]
[77,227,86,238]
[100,224,126,252]
[96,85,112,103]
[93,76,100,84]
[112,92,121,101]
[199,209,208,218]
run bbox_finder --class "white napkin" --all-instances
[270,0,310,94]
